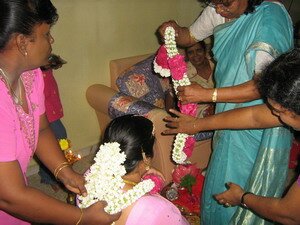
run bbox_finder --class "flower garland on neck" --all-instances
[153,27,197,164]
[77,142,160,216]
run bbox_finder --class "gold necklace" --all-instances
[0,68,23,105]
[123,179,138,186]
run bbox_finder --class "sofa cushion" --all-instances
[108,92,156,118]
[116,55,170,109]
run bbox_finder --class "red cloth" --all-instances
[172,173,205,214]
[289,139,300,169]
[43,69,63,122]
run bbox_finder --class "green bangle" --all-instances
[240,191,253,208]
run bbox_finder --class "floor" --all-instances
[27,153,95,225]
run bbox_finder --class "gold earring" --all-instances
[145,163,150,171]
[142,151,151,171]
[24,51,28,56]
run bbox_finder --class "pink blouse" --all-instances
[126,194,189,225]
[0,68,45,225]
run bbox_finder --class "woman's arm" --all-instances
[0,161,119,224]
[163,104,282,135]
[178,79,260,104]
[35,114,86,195]
[214,182,300,225]
[0,161,80,224]
[245,182,300,225]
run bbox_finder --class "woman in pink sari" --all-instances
[92,115,189,225]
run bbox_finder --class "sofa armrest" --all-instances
[86,84,117,135]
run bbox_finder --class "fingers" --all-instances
[225,182,232,189]
[168,109,183,117]
[224,203,232,207]
[77,183,88,197]
[98,200,108,208]
[215,197,232,207]
[111,211,122,221]
[97,201,122,222]
[158,20,178,38]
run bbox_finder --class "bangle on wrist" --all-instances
[212,88,218,103]
[76,208,83,225]
[240,191,253,209]
[54,162,70,180]
[53,161,69,175]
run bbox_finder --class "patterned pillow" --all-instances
[116,55,170,109]
[108,92,156,119]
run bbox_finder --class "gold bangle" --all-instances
[54,164,70,180]
[76,208,83,225]
[53,161,69,176]
[212,88,218,103]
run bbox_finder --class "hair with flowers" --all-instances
[77,115,162,214]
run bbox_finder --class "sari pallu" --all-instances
[200,2,293,225]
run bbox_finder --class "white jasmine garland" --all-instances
[154,27,197,164]
[164,27,194,164]
[172,133,189,164]
[153,63,171,77]
[77,142,155,215]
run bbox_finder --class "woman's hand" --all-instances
[177,83,212,104]
[163,109,199,135]
[214,182,245,207]
[158,20,180,40]
[58,168,87,196]
[82,201,121,225]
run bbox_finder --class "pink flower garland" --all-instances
[154,27,197,164]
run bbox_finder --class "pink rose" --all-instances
[142,173,164,194]
[178,103,197,116]
[172,164,200,185]
[155,45,169,69]
[183,136,196,157]
[168,55,187,80]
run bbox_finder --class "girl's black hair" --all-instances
[102,115,155,173]
[0,0,58,50]
[206,0,263,14]
[258,48,300,114]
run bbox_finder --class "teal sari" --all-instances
[200,2,293,225]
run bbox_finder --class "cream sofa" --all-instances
[86,54,212,182]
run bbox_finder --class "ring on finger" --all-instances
[224,203,231,207]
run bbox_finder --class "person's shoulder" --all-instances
[259,1,286,12]
[137,194,175,207]
[201,6,224,20]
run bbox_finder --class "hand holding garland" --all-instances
[163,104,282,136]
[177,84,217,104]
[36,115,87,196]
[157,20,198,47]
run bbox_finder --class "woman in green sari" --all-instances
[158,0,293,224]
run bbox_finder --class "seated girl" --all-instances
[166,41,215,140]
[185,41,215,119]
[78,115,189,225]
